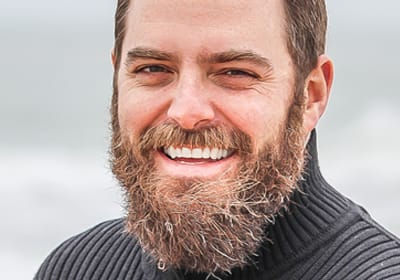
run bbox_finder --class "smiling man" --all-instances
[35,1,400,279]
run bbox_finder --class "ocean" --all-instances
[1,1,399,279]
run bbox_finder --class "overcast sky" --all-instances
[1,1,400,26]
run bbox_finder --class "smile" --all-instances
[156,146,238,177]
[162,146,234,161]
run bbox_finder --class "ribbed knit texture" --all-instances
[35,131,400,279]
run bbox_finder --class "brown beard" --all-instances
[110,94,307,274]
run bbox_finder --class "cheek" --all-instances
[117,86,138,134]
[117,97,142,137]
[117,78,171,139]
[245,107,283,147]
[217,94,290,147]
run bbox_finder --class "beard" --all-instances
[110,94,307,274]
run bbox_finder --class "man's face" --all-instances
[112,0,307,274]
[117,0,297,176]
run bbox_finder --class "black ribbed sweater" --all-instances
[35,132,400,279]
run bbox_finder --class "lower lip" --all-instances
[154,150,238,178]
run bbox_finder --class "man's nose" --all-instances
[167,76,215,130]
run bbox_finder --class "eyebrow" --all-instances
[125,47,273,71]
[125,47,179,66]
[199,50,273,70]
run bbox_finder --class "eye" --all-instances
[211,68,260,90]
[224,69,258,78]
[130,64,174,87]
[135,65,171,74]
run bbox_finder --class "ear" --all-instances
[111,48,116,69]
[302,54,334,134]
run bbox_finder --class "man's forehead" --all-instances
[122,0,288,61]
[127,0,285,28]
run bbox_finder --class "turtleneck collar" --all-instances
[249,129,351,274]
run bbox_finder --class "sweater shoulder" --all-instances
[290,204,400,280]
[34,218,146,280]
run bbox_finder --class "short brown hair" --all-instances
[283,0,327,82]
[111,0,328,131]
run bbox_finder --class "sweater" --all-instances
[35,131,400,279]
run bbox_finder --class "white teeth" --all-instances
[163,146,231,160]
[216,149,223,160]
[210,148,219,160]
[176,147,182,158]
[202,147,210,159]
[167,147,177,159]
[192,148,202,159]
[182,147,191,158]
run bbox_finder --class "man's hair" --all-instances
[283,0,327,82]
[111,0,327,131]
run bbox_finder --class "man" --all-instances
[35,0,400,279]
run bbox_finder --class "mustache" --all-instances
[137,122,253,156]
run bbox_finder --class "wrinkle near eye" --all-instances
[209,68,272,91]
[248,83,274,96]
